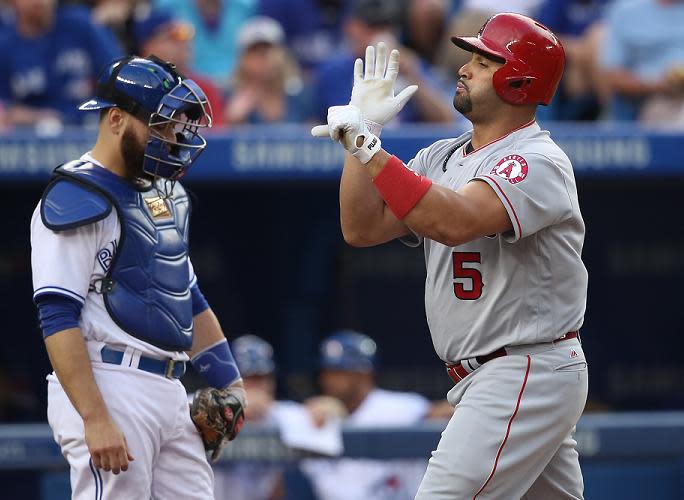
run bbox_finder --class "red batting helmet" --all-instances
[451,12,565,106]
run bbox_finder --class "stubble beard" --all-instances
[454,91,473,115]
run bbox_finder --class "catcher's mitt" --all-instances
[190,387,245,461]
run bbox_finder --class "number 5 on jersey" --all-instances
[452,252,483,300]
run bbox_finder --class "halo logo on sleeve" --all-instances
[490,154,528,184]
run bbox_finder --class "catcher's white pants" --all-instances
[416,338,588,500]
[47,362,213,500]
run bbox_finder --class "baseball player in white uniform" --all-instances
[312,12,589,500]
[31,56,246,499]
[301,331,433,500]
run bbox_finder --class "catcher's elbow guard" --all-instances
[191,339,241,388]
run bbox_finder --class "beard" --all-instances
[453,90,473,115]
[120,126,147,180]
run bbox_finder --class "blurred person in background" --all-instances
[154,0,256,87]
[0,0,122,128]
[400,0,449,64]
[68,0,142,53]
[314,0,455,125]
[259,0,353,78]
[224,16,312,125]
[535,0,610,121]
[134,6,225,126]
[301,330,452,500]
[600,0,684,126]
[214,334,340,500]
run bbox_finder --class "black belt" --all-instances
[100,346,186,379]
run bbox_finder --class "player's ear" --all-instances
[105,107,126,136]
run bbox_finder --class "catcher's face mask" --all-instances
[144,78,213,183]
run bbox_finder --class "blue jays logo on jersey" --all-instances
[491,155,528,184]
[97,239,117,272]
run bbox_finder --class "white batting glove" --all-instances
[351,42,418,136]
[310,42,418,138]
[311,105,382,164]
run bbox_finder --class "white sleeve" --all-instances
[30,203,102,304]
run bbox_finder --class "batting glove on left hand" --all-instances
[312,105,382,164]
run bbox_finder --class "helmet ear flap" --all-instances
[492,66,539,105]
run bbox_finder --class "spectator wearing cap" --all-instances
[313,0,455,125]
[301,330,452,500]
[0,0,122,128]
[213,334,330,500]
[259,0,353,78]
[224,16,313,125]
[154,0,256,86]
[134,7,225,126]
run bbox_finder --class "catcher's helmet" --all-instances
[79,55,212,181]
[451,12,565,106]
[231,335,276,377]
[319,330,377,372]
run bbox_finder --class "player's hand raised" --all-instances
[311,42,417,138]
[351,42,418,133]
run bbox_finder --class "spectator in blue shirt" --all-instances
[536,0,610,121]
[600,0,684,123]
[314,0,455,125]
[133,7,226,127]
[154,0,256,87]
[0,0,122,128]
[259,0,353,78]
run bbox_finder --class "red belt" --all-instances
[446,332,578,385]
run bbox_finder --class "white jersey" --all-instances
[213,400,295,500]
[405,120,587,362]
[30,152,194,361]
[301,388,430,500]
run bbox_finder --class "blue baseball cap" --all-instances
[319,330,378,373]
[231,335,276,377]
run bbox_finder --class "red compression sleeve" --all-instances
[372,155,432,219]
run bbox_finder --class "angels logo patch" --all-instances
[490,155,528,184]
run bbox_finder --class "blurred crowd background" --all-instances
[0,0,683,427]
[1,0,684,133]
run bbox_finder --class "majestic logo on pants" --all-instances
[491,155,528,184]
